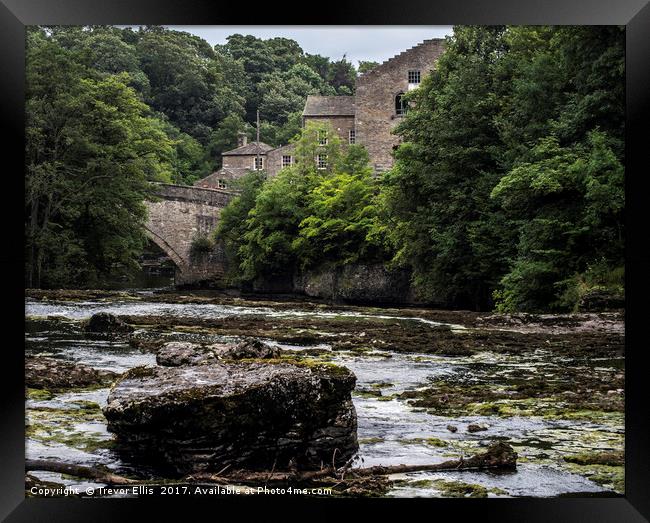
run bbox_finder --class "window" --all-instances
[253,156,264,170]
[408,70,421,84]
[282,155,292,168]
[318,130,328,145]
[317,153,328,170]
[217,179,227,190]
[395,93,408,116]
[349,129,356,145]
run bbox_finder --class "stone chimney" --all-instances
[237,132,248,147]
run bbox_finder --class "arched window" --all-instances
[395,93,408,116]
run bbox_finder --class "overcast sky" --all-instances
[165,26,454,66]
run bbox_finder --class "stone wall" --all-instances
[303,115,356,145]
[356,39,445,172]
[293,264,416,304]
[175,247,230,287]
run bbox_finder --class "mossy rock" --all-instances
[103,360,359,474]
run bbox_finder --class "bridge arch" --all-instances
[143,226,187,273]
[143,184,236,286]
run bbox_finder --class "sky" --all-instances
[165,26,454,66]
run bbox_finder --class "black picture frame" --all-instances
[2,1,648,520]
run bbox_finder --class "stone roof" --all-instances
[268,143,296,154]
[222,141,274,156]
[302,95,356,117]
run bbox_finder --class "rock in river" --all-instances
[25,356,118,390]
[103,361,358,474]
[84,312,133,334]
[156,339,281,367]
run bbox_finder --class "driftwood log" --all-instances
[186,441,517,486]
[26,442,517,490]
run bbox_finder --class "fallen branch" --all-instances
[187,442,517,486]
[25,459,137,486]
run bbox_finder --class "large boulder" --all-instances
[103,361,358,474]
[25,356,118,390]
[84,312,134,334]
[156,339,281,367]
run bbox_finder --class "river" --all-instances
[24,289,625,498]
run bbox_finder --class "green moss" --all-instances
[433,480,489,498]
[354,389,383,398]
[121,366,158,380]
[233,357,351,376]
[358,437,384,445]
[70,400,102,411]
[369,382,393,389]
[26,388,53,401]
[424,437,448,447]
[396,437,448,448]
[26,405,113,453]
[564,451,624,467]
[563,462,624,493]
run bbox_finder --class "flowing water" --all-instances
[24,294,623,498]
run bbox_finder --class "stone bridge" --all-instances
[144,184,236,286]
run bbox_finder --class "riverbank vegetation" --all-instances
[217,26,624,312]
[25,26,624,312]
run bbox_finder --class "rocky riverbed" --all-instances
[24,289,624,497]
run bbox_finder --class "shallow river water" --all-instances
[24,295,623,498]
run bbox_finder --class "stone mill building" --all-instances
[195,38,445,190]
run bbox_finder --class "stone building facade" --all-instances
[355,39,445,171]
[265,143,296,178]
[302,96,356,144]
[195,38,445,188]
[194,135,273,190]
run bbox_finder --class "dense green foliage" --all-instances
[215,123,388,282]
[25,26,360,288]
[25,30,174,288]
[382,26,624,311]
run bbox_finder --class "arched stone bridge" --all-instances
[145,184,236,286]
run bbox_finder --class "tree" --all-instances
[213,170,267,281]
[204,114,252,169]
[383,26,514,309]
[294,146,388,268]
[220,122,345,281]
[358,61,379,74]
[489,26,625,311]
[491,132,624,311]
[136,28,245,143]
[26,29,174,288]
[258,64,324,124]
[327,56,357,93]
[303,54,330,82]
[156,118,211,185]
